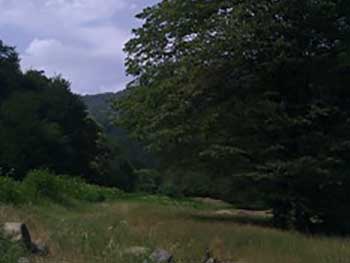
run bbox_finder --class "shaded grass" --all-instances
[1,200,350,263]
[118,193,226,209]
[192,212,272,228]
[0,233,28,263]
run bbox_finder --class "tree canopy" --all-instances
[0,41,101,181]
[115,0,350,233]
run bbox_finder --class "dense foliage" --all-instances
[0,169,123,205]
[0,41,101,181]
[115,0,350,233]
[82,93,160,191]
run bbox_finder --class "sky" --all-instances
[0,0,159,94]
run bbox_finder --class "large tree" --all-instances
[0,41,101,181]
[115,0,350,233]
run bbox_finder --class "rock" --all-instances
[2,223,49,256]
[150,248,173,263]
[32,241,49,256]
[202,249,217,263]
[2,223,33,251]
[124,246,149,257]
[17,257,30,263]
[202,249,210,263]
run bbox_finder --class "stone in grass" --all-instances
[2,223,49,256]
[32,241,49,256]
[2,223,33,251]
[202,249,217,263]
[150,248,173,263]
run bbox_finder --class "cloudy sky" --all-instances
[0,0,159,94]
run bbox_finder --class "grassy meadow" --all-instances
[1,196,350,263]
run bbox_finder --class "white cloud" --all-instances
[0,0,127,27]
[0,0,133,94]
[25,39,64,56]
[77,26,129,58]
[44,0,127,24]
[23,38,83,71]
[0,0,159,94]
[21,36,130,94]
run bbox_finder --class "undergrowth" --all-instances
[0,169,124,205]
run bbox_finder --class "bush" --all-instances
[158,182,182,198]
[52,175,124,202]
[21,169,124,204]
[22,169,63,202]
[179,171,212,197]
[0,168,124,205]
[0,177,22,204]
[135,169,161,194]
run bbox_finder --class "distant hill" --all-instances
[82,92,120,129]
[81,92,156,169]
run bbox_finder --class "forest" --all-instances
[0,1,350,257]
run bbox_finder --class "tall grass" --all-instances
[1,170,350,263]
[1,201,350,263]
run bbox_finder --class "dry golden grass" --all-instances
[1,199,350,263]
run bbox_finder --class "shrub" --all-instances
[53,176,123,202]
[158,182,182,198]
[22,169,63,202]
[135,169,161,194]
[0,177,22,204]
[0,168,124,205]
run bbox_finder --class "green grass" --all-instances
[1,198,350,263]
[1,171,350,262]
[0,233,28,263]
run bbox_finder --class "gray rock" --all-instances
[17,257,30,263]
[150,248,173,263]
[2,223,33,251]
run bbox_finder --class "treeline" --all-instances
[0,40,162,194]
[0,41,100,181]
[114,0,350,234]
[0,41,136,190]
